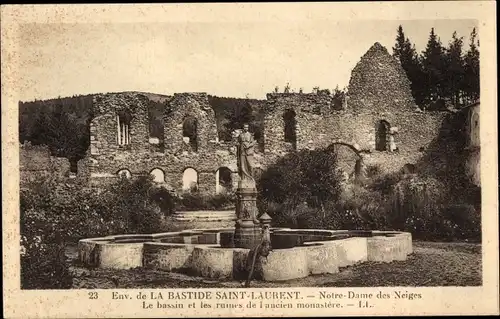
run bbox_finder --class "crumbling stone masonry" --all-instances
[464,102,480,186]
[84,92,239,193]
[20,142,70,185]
[262,43,447,174]
[26,43,462,193]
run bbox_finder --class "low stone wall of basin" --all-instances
[143,243,195,271]
[78,229,413,281]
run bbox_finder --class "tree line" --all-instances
[19,95,94,163]
[392,25,479,109]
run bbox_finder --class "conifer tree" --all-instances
[444,31,465,107]
[463,27,480,104]
[393,26,411,64]
[421,28,446,105]
[393,25,426,106]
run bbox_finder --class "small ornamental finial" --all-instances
[259,212,272,225]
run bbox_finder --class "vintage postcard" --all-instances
[2,2,498,318]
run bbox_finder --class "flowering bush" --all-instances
[338,184,390,230]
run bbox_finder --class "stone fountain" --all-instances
[233,123,269,249]
[78,124,413,282]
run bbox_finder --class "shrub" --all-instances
[388,175,446,230]
[150,186,176,216]
[101,175,170,234]
[257,147,342,225]
[175,192,236,211]
[175,192,206,211]
[338,184,390,230]
[369,171,402,195]
[365,164,382,179]
[19,175,173,289]
[384,174,481,241]
[257,148,481,241]
[258,197,373,231]
[20,207,73,289]
[441,203,481,241]
[208,192,236,210]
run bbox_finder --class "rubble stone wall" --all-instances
[85,92,239,193]
[347,42,417,113]
[263,92,333,153]
[464,103,480,186]
[164,93,219,153]
[20,142,70,184]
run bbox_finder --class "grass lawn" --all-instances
[69,241,482,288]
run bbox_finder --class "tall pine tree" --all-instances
[463,27,480,104]
[421,28,446,106]
[392,25,426,106]
[443,31,465,107]
[393,26,410,62]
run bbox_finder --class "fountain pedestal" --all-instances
[233,180,261,249]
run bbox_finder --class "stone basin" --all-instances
[78,228,413,281]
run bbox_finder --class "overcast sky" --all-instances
[17,19,477,102]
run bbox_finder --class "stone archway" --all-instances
[182,167,199,192]
[117,169,132,179]
[150,168,165,183]
[327,142,366,184]
[215,167,233,194]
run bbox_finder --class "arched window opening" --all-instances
[117,169,132,179]
[375,120,391,151]
[150,168,165,184]
[148,101,165,152]
[69,159,78,174]
[182,168,199,192]
[216,167,233,194]
[117,111,132,146]
[183,116,198,152]
[283,109,297,150]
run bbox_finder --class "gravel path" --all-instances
[68,241,481,288]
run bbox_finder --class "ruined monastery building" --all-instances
[20,43,481,193]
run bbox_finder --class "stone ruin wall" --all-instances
[341,42,448,174]
[20,142,70,185]
[464,103,480,186]
[86,92,240,193]
[262,42,448,175]
[26,42,457,193]
[263,93,446,175]
[347,42,417,113]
